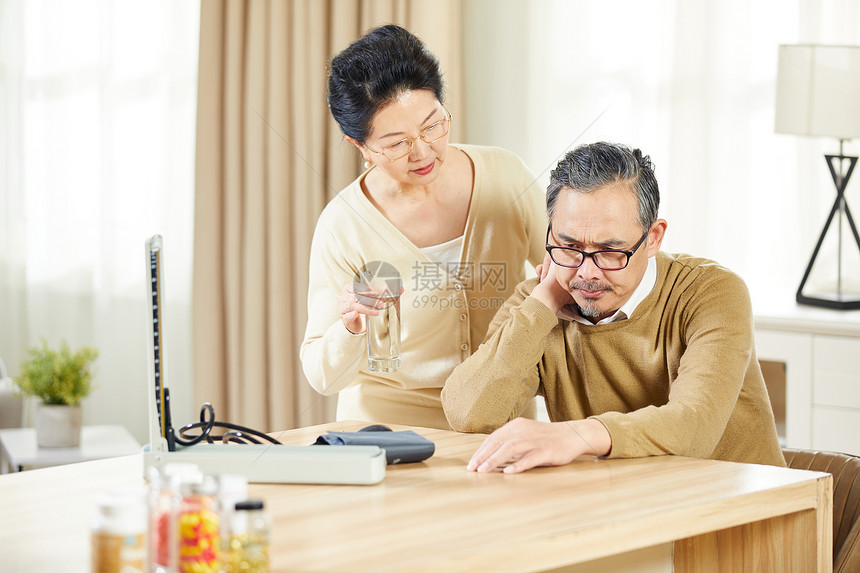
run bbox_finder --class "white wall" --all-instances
[462,0,860,306]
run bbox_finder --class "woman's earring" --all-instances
[363,159,371,169]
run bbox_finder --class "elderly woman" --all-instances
[301,24,546,429]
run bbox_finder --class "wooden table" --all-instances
[0,421,832,572]
[0,425,141,473]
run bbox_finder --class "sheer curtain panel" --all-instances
[0,1,200,443]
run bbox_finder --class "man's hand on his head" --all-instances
[466,418,612,474]
[530,261,575,314]
[534,252,552,282]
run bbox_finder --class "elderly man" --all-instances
[441,142,784,474]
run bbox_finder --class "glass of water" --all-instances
[354,262,402,372]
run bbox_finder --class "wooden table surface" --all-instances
[0,421,832,573]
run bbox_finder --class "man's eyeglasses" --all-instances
[545,225,648,271]
[364,110,452,161]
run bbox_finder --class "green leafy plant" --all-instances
[14,339,98,406]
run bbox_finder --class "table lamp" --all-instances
[775,44,860,310]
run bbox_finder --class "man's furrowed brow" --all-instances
[556,230,626,249]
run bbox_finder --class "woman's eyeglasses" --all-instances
[365,109,452,161]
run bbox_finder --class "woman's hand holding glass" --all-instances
[338,283,404,335]
[339,283,379,334]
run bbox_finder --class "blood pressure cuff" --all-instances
[313,430,435,465]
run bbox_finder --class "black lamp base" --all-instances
[796,152,860,311]
[796,292,860,311]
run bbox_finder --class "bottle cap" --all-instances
[235,499,264,511]
[95,490,148,532]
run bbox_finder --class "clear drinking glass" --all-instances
[354,262,402,372]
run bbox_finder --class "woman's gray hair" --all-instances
[547,142,659,232]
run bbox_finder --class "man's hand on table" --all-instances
[467,418,612,474]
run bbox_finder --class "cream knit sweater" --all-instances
[301,144,547,429]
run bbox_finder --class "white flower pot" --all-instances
[35,403,82,447]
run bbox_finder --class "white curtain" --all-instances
[464,0,860,304]
[0,0,200,443]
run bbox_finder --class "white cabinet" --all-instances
[754,329,812,449]
[754,305,860,455]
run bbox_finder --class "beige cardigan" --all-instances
[301,144,547,429]
[442,252,785,466]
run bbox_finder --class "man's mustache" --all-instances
[569,280,612,292]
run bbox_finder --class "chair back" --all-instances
[783,448,860,573]
[0,358,24,429]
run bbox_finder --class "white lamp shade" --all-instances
[775,44,860,140]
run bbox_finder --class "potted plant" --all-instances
[14,338,98,447]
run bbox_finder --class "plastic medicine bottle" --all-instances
[91,490,148,573]
[177,474,222,573]
[226,499,271,573]
[148,463,202,573]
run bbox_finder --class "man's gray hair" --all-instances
[546,142,660,232]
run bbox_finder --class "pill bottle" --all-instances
[91,490,148,573]
[148,463,202,573]
[217,474,249,557]
[226,499,271,573]
[177,474,222,573]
